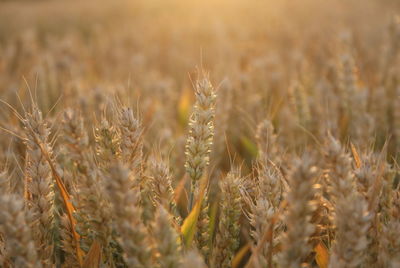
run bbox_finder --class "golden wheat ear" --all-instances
[0,193,41,268]
[185,72,217,211]
[278,155,318,268]
[23,105,56,266]
[325,137,370,268]
[151,206,182,267]
[211,169,243,268]
[104,162,154,268]
[117,106,144,175]
[147,156,182,225]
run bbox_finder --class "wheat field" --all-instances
[0,0,399,267]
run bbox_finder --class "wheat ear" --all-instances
[185,72,216,210]
[0,194,42,268]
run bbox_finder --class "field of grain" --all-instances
[0,0,399,267]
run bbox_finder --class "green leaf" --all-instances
[232,243,250,268]
[240,136,258,158]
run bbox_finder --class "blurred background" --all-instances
[1,0,399,84]
[1,0,400,174]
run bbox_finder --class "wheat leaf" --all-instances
[315,242,329,268]
[181,181,206,247]
[83,240,102,268]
